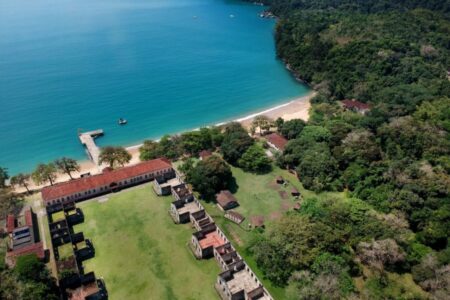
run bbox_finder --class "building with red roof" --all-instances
[341,99,371,114]
[265,132,288,151]
[191,223,227,259]
[6,214,15,234]
[5,242,45,265]
[24,210,33,227]
[42,158,173,206]
[5,208,46,267]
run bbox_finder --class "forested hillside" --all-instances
[248,1,450,299]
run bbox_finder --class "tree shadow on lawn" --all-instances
[198,176,239,202]
[228,177,239,194]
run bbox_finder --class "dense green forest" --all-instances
[246,0,450,299]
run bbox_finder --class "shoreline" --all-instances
[123,91,314,151]
[13,91,314,193]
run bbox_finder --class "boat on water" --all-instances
[118,118,127,125]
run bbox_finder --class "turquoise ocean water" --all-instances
[0,0,308,174]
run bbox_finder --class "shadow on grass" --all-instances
[228,177,239,194]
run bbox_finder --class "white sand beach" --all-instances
[13,92,314,193]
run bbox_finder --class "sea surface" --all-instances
[0,0,308,174]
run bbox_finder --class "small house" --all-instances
[293,202,301,211]
[341,99,371,114]
[216,190,239,211]
[5,209,46,267]
[265,133,288,152]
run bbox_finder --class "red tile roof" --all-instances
[6,241,45,260]
[199,231,226,250]
[42,158,172,202]
[6,214,15,233]
[266,133,288,151]
[341,99,371,110]
[24,210,33,227]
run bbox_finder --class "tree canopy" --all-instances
[54,157,79,179]
[32,163,57,186]
[278,119,306,139]
[0,254,59,300]
[238,144,272,173]
[220,122,254,165]
[249,0,450,297]
[10,173,31,193]
[184,155,233,200]
[99,146,131,168]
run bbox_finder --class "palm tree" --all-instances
[99,146,131,168]
[32,163,58,186]
[55,157,80,179]
[10,173,31,194]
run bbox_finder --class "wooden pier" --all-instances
[78,129,104,166]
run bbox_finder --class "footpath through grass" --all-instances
[74,184,220,300]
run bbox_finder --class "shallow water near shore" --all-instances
[0,0,308,174]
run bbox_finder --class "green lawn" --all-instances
[204,165,347,242]
[74,184,220,300]
[202,165,350,299]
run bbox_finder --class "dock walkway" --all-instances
[78,129,104,166]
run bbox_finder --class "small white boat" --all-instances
[118,118,127,125]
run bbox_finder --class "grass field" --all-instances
[201,165,349,299]
[29,161,426,299]
[74,184,220,300]
[200,165,430,299]
[204,165,347,243]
